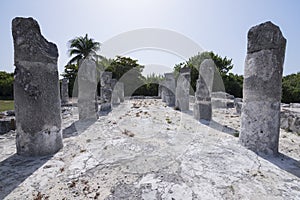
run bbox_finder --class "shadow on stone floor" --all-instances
[200,120,239,136]
[260,153,300,178]
[0,154,52,199]
[63,118,97,138]
[181,109,239,136]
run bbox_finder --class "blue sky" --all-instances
[0,0,299,76]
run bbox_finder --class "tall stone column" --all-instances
[158,85,162,98]
[12,17,63,156]
[78,58,98,120]
[239,21,286,155]
[119,82,125,103]
[61,78,69,105]
[164,73,176,107]
[193,59,215,121]
[111,79,119,105]
[175,67,191,111]
[100,72,112,111]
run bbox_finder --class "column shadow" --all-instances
[63,118,97,138]
[259,153,300,178]
[0,154,52,199]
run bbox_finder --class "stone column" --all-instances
[112,81,125,105]
[12,17,63,156]
[78,59,98,120]
[175,67,191,111]
[61,78,69,105]
[193,59,215,121]
[239,21,286,155]
[158,85,162,98]
[164,73,176,107]
[100,72,112,111]
[119,82,125,103]
[111,79,118,105]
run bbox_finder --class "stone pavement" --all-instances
[1,99,300,199]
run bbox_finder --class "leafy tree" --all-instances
[282,72,300,103]
[174,51,234,95]
[134,73,164,96]
[105,56,144,96]
[223,73,243,98]
[68,34,100,65]
[0,71,14,99]
[106,56,144,80]
[62,64,78,97]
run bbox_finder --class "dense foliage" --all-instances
[174,51,243,97]
[0,71,14,100]
[62,64,78,97]
[282,72,300,103]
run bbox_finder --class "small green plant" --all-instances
[165,117,172,124]
[233,131,239,137]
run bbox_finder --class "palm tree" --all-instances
[68,34,100,65]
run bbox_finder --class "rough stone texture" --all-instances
[112,81,124,105]
[100,72,113,112]
[163,73,176,107]
[281,108,300,134]
[234,98,243,106]
[175,67,191,111]
[161,84,166,102]
[236,102,243,115]
[78,59,98,120]
[12,17,63,156]
[61,78,69,105]
[212,99,234,109]
[239,21,287,155]
[0,118,15,134]
[211,91,235,100]
[158,85,162,98]
[291,103,300,108]
[1,99,300,199]
[194,59,215,121]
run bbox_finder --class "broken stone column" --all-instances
[61,78,69,105]
[12,17,63,156]
[78,59,98,120]
[164,73,176,107]
[193,59,215,121]
[100,72,112,111]
[158,85,162,98]
[175,67,191,111]
[239,21,286,155]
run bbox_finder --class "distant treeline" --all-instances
[0,67,299,103]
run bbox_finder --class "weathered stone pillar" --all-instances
[239,21,286,155]
[164,73,176,107]
[61,78,69,105]
[100,72,112,111]
[112,81,125,105]
[158,85,162,98]
[175,67,191,111]
[78,58,98,120]
[193,59,215,121]
[160,82,166,102]
[111,79,118,105]
[12,17,63,156]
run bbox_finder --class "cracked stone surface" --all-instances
[1,99,300,199]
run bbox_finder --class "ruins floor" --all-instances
[1,99,300,199]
